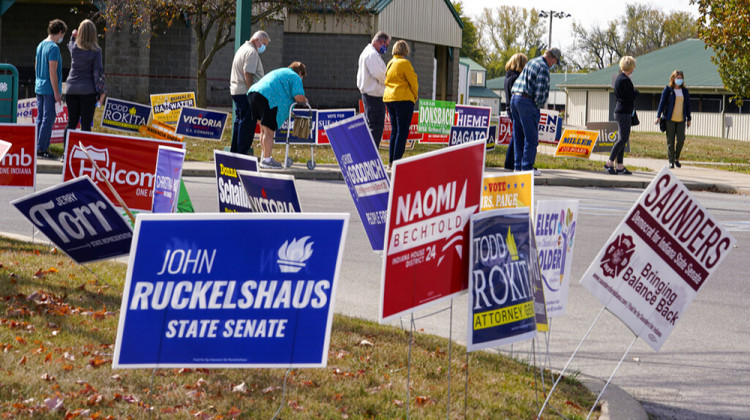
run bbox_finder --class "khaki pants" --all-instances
[665,120,686,164]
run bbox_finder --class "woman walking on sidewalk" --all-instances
[655,70,692,169]
[604,56,638,175]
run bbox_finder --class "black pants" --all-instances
[610,113,631,164]
[230,93,255,155]
[385,100,414,165]
[66,93,97,132]
[362,93,385,147]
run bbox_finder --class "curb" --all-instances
[577,374,648,420]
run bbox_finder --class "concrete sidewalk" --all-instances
[39,147,750,196]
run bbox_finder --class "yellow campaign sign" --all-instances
[554,129,599,159]
[473,301,535,330]
[150,92,196,126]
[139,121,184,143]
[480,172,534,212]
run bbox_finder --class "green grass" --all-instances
[46,108,750,174]
[0,236,597,418]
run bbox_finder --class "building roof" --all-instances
[469,86,501,99]
[558,39,727,92]
[368,0,463,28]
[487,73,585,91]
[459,57,486,72]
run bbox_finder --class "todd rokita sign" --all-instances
[63,131,185,212]
[580,167,736,351]
[11,176,133,264]
[0,124,36,188]
[213,150,258,213]
[101,98,151,133]
[113,213,349,368]
[467,208,538,352]
[380,140,485,322]
[325,114,390,251]
[236,171,302,213]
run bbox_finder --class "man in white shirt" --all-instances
[230,30,269,155]
[356,31,390,147]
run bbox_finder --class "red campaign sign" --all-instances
[380,140,486,322]
[31,105,71,144]
[63,131,185,211]
[0,124,36,188]
[358,101,422,147]
[496,116,513,146]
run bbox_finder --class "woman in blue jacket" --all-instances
[655,70,691,168]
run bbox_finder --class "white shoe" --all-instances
[260,157,283,169]
[533,168,542,176]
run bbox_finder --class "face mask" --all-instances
[258,44,266,54]
[56,36,63,44]
[675,78,683,86]
[379,44,387,54]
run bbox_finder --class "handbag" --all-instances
[631,110,640,126]
[659,118,667,132]
[291,113,312,139]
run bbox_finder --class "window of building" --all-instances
[470,71,485,87]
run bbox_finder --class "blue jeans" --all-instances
[36,94,56,152]
[510,95,540,171]
[385,100,414,164]
[230,94,256,155]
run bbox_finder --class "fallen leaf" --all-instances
[15,336,26,345]
[414,395,435,406]
[63,352,75,361]
[227,406,242,418]
[88,358,110,368]
[41,373,55,381]
[110,374,122,381]
[44,396,64,412]
[19,355,27,365]
[231,382,247,393]
[287,400,303,412]
[45,352,52,362]
[261,386,278,394]
[86,394,104,406]
[359,339,374,347]
[393,399,403,407]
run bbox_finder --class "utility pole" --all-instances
[539,10,571,50]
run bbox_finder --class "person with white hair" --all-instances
[357,31,390,147]
[230,30,270,155]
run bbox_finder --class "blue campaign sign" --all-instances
[11,176,133,264]
[113,213,349,368]
[455,105,492,128]
[325,115,390,251]
[101,98,152,133]
[486,125,496,151]
[152,146,186,213]
[274,109,318,144]
[213,150,258,213]
[236,170,302,213]
[316,108,356,144]
[175,107,229,140]
[467,208,537,352]
[449,126,489,147]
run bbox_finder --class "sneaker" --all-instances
[617,167,633,175]
[674,160,681,168]
[259,157,283,169]
[532,168,542,177]
[604,164,617,175]
[669,163,675,169]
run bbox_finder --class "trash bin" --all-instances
[0,63,19,123]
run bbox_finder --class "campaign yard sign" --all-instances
[538,109,563,145]
[535,200,579,318]
[0,140,9,161]
[381,140,485,322]
[11,176,133,264]
[486,126,497,151]
[554,129,599,159]
[64,131,186,212]
[455,105,491,129]
[113,213,349,368]
[417,99,455,135]
[101,98,151,133]
[236,170,302,213]
[449,126,489,147]
[380,111,421,149]
[580,167,736,351]
[151,146,186,214]
[316,109,356,145]
[480,171,534,212]
[31,104,69,143]
[468,208,537,352]
[213,150,259,213]
[325,114,390,251]
[0,124,36,188]
[150,92,196,126]
[16,98,37,123]
[528,227,548,331]
[495,115,513,146]
[274,109,318,144]
[140,120,184,143]
[587,122,630,154]
[175,107,229,141]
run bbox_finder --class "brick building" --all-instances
[0,0,463,110]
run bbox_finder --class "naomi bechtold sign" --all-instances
[114,213,349,368]
[580,167,735,351]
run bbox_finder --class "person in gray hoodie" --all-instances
[65,19,105,142]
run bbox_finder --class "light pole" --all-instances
[539,10,571,50]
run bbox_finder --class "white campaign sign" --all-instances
[534,200,579,317]
[580,167,735,351]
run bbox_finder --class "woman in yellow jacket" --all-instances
[383,40,418,167]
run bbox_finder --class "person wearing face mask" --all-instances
[604,55,639,175]
[230,30,270,155]
[509,48,561,175]
[34,19,67,160]
[357,31,390,147]
[655,70,692,168]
